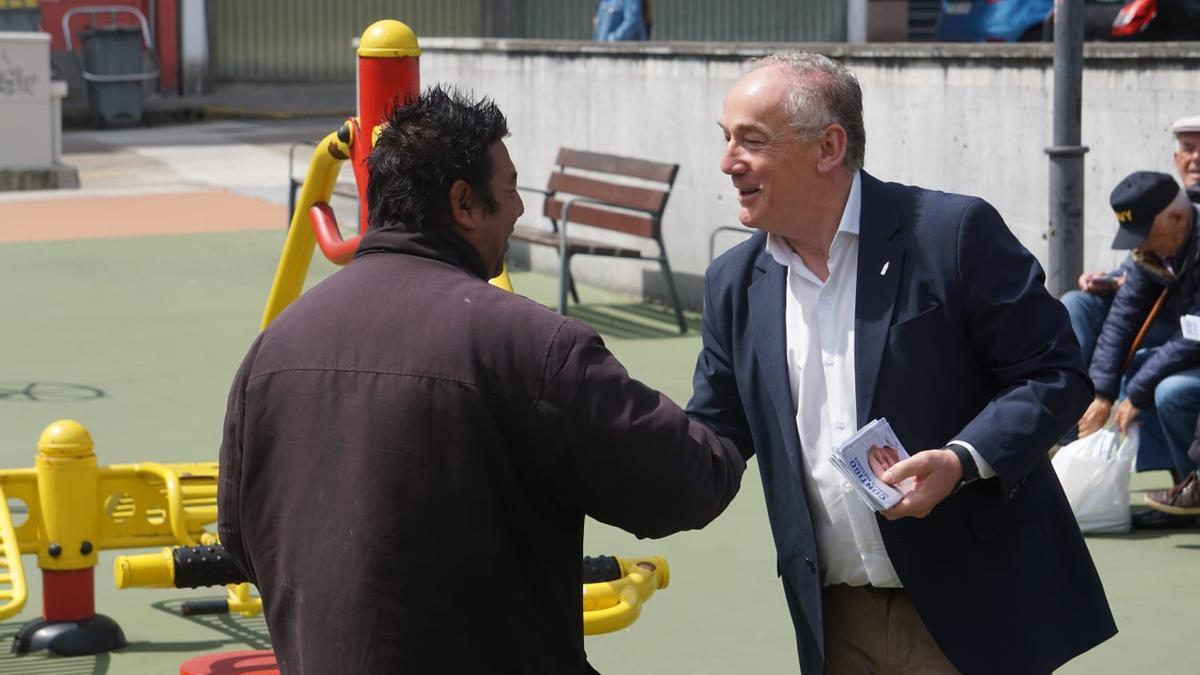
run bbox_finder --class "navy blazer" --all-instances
[688,172,1116,675]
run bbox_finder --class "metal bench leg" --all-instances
[287,179,299,229]
[559,253,571,316]
[568,273,581,304]
[658,255,687,334]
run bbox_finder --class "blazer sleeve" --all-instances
[1125,288,1200,408]
[531,319,746,539]
[686,264,755,458]
[952,200,1094,494]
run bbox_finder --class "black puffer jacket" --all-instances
[1091,205,1200,407]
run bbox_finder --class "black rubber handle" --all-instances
[180,599,231,616]
[581,555,621,583]
[172,545,247,588]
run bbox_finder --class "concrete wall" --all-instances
[420,40,1200,309]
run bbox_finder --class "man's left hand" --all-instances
[1115,399,1141,433]
[879,449,962,520]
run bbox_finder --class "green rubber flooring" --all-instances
[0,229,1195,674]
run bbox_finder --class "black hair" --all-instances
[367,86,509,232]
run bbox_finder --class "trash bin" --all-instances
[79,25,146,126]
[62,6,159,128]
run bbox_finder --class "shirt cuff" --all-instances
[946,439,996,480]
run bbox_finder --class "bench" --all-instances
[514,148,687,333]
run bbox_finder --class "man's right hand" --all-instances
[1077,397,1114,438]
[1078,271,1122,296]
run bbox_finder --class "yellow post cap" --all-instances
[358,20,421,58]
[37,419,94,458]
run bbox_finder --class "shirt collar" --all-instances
[765,170,862,266]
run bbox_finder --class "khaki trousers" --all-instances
[821,584,961,675]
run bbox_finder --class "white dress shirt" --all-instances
[766,172,994,588]
[766,171,904,587]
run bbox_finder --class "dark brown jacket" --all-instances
[218,226,745,674]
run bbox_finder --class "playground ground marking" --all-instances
[0,190,284,243]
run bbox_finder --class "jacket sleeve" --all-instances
[532,319,746,539]
[685,265,755,458]
[1125,292,1200,408]
[952,200,1094,494]
[217,334,264,585]
[1089,264,1163,400]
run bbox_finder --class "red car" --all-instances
[1042,0,1200,40]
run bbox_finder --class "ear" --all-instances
[1172,206,1193,237]
[815,124,848,174]
[448,180,476,230]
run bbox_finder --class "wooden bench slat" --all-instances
[556,148,679,184]
[547,172,668,214]
[543,198,656,238]
[512,226,645,259]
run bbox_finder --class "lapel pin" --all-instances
[880,261,890,276]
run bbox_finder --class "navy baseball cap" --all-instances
[1110,171,1180,250]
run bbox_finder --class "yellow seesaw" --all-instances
[113,546,670,635]
[0,419,218,654]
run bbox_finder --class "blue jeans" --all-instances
[1128,360,1200,475]
[1061,290,1112,363]
[1125,356,1200,478]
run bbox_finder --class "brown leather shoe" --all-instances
[1145,471,1200,516]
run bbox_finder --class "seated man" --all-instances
[1147,118,1200,512]
[1077,171,1200,527]
[1062,114,1200,361]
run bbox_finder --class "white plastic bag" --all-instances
[1051,425,1138,534]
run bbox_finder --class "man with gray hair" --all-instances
[687,51,1115,674]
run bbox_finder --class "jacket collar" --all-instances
[353,224,491,281]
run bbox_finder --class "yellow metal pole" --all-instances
[489,265,514,291]
[259,126,353,330]
[0,485,29,620]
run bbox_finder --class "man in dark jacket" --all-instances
[216,87,746,674]
[1076,172,1200,508]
